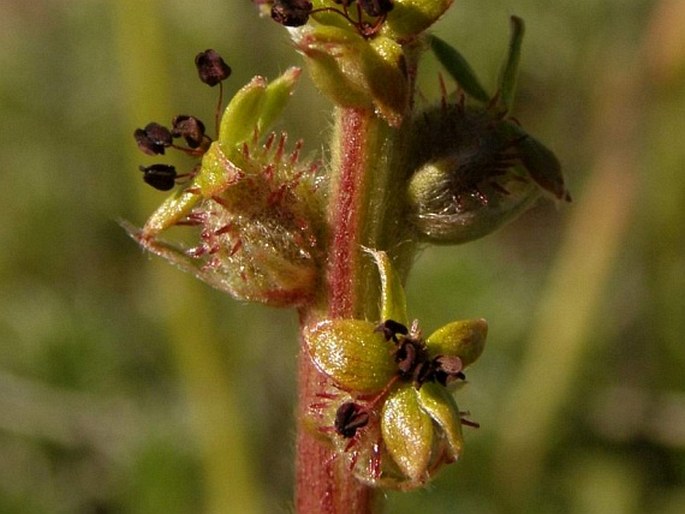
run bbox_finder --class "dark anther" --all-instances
[332,0,356,6]
[139,164,178,191]
[171,115,206,149]
[134,123,173,155]
[334,402,369,439]
[433,355,465,386]
[195,49,232,87]
[412,360,435,389]
[271,0,312,27]
[374,319,409,343]
[359,0,394,17]
[395,339,418,376]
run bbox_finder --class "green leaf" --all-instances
[429,35,490,103]
[517,134,569,201]
[497,15,525,112]
[305,319,396,394]
[381,387,434,483]
[425,318,487,367]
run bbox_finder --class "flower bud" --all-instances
[412,16,569,244]
[406,105,543,244]
[380,0,453,41]
[139,68,303,237]
[301,252,485,488]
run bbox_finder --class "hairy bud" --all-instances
[407,105,546,244]
[408,17,568,244]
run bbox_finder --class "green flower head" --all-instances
[125,56,324,307]
[305,250,486,488]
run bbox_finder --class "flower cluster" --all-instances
[305,250,486,488]
[376,318,467,389]
[126,5,568,497]
[126,53,324,306]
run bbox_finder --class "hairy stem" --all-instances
[295,107,408,513]
[327,108,374,319]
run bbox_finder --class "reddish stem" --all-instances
[295,108,376,514]
[295,340,376,514]
[327,109,370,318]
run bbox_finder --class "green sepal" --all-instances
[257,67,302,136]
[297,27,373,111]
[366,249,408,325]
[309,0,357,31]
[381,386,434,483]
[294,26,408,126]
[497,16,525,112]
[218,67,301,150]
[123,224,228,291]
[429,35,490,103]
[141,188,199,237]
[367,36,409,126]
[425,318,487,367]
[381,0,454,41]
[218,76,268,149]
[305,319,396,394]
[123,222,316,306]
[194,142,246,198]
[416,382,464,460]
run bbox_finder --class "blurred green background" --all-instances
[1,0,683,513]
